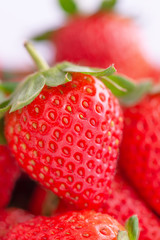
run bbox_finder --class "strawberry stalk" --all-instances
[24,42,49,71]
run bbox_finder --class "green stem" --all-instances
[24,42,49,71]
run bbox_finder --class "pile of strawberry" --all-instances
[0,0,160,239]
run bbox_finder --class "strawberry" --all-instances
[0,208,33,239]
[0,145,20,208]
[30,173,160,240]
[1,42,135,209]
[29,185,59,216]
[54,12,155,80]
[100,173,160,240]
[34,1,155,80]
[5,210,139,240]
[119,93,160,215]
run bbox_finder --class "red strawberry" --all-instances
[100,173,160,240]
[29,185,59,216]
[31,173,160,240]
[5,210,138,240]
[0,208,33,239]
[0,145,20,208]
[5,73,122,209]
[53,12,154,80]
[119,93,160,215]
[3,43,126,209]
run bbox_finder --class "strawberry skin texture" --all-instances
[53,173,160,240]
[5,73,123,209]
[6,210,124,240]
[0,145,20,208]
[0,208,34,239]
[100,173,160,240]
[119,94,160,215]
[54,12,153,80]
[29,185,49,216]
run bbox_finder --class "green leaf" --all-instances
[0,64,73,117]
[0,99,11,118]
[0,118,7,144]
[125,216,139,240]
[100,75,136,97]
[100,76,127,96]
[117,231,129,240]
[101,0,117,11]
[0,91,6,103]
[0,81,18,94]
[120,81,152,106]
[10,73,46,112]
[58,0,78,14]
[109,75,135,93]
[32,30,53,41]
[61,62,116,77]
[42,66,72,87]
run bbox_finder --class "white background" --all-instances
[0,0,160,69]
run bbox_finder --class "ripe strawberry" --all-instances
[100,173,160,240]
[5,210,138,240]
[30,173,160,240]
[53,12,154,80]
[0,145,20,208]
[0,208,33,239]
[5,73,122,209]
[29,185,59,216]
[2,42,129,209]
[119,93,160,215]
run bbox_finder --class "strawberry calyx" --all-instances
[117,215,139,240]
[0,81,18,144]
[58,0,78,15]
[58,0,117,15]
[32,0,117,42]
[119,81,152,106]
[0,118,6,144]
[0,42,140,118]
[0,42,155,118]
[101,0,117,11]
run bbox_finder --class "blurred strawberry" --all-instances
[0,145,20,208]
[119,92,160,215]
[33,0,156,81]
[29,185,59,216]
[54,12,155,80]
[100,173,160,240]
[0,208,33,239]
